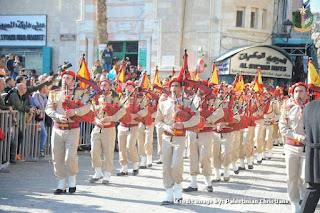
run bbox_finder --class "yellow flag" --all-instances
[307,60,320,87]
[153,69,162,87]
[195,72,199,81]
[209,63,219,85]
[253,68,263,92]
[118,65,125,83]
[77,60,91,89]
[234,75,244,92]
[139,73,151,90]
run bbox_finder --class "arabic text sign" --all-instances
[216,58,230,75]
[230,47,292,79]
[0,15,46,46]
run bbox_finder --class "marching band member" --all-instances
[155,77,200,205]
[90,79,126,184]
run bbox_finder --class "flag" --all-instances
[153,68,162,87]
[253,68,263,92]
[234,74,244,92]
[307,59,320,88]
[209,63,219,85]
[194,72,199,81]
[77,60,91,89]
[117,64,126,83]
[138,73,151,90]
[172,68,176,79]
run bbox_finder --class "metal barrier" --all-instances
[0,110,96,165]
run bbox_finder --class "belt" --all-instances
[199,127,213,133]
[54,122,79,130]
[164,129,186,137]
[120,123,138,128]
[286,138,305,147]
[103,124,116,128]
[213,127,233,133]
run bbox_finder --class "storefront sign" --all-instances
[216,58,230,75]
[0,15,46,46]
[60,34,76,41]
[230,47,292,79]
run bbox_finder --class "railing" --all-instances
[0,110,94,165]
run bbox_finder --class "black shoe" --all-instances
[69,187,76,193]
[161,200,174,205]
[206,186,213,192]
[238,167,246,170]
[147,164,152,168]
[234,170,239,175]
[54,189,66,195]
[257,160,262,164]
[175,198,183,203]
[116,172,128,176]
[183,186,198,192]
[156,160,162,164]
[248,165,254,169]
[132,169,139,176]
[139,165,147,169]
[39,151,45,158]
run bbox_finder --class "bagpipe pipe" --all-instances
[61,75,103,123]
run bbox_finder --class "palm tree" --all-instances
[96,0,108,55]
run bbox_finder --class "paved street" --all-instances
[0,145,319,213]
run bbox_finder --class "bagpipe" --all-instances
[61,75,103,123]
[133,88,159,126]
[100,89,131,124]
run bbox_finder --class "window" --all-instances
[236,8,245,27]
[250,8,258,28]
[262,9,267,30]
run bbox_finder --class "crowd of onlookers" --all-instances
[0,53,56,164]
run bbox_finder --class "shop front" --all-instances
[0,15,52,74]
[214,45,293,87]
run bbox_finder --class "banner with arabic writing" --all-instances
[229,46,293,79]
[0,15,46,47]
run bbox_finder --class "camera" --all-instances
[58,61,73,71]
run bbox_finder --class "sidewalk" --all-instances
[0,145,319,213]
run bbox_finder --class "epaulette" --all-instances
[53,88,61,91]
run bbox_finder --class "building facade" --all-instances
[1,0,317,84]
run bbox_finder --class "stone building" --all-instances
[2,0,316,85]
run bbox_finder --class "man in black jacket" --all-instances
[301,98,320,212]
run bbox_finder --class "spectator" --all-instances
[7,83,36,162]
[101,44,113,72]
[91,59,103,80]
[0,70,5,78]
[49,70,54,76]
[31,83,49,158]
[14,56,21,73]
[0,55,6,70]
[19,68,28,78]
[137,64,143,79]
[101,69,108,79]
[4,77,15,93]
[6,54,18,79]
[0,78,14,114]
[29,69,38,79]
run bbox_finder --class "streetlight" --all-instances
[282,19,294,42]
